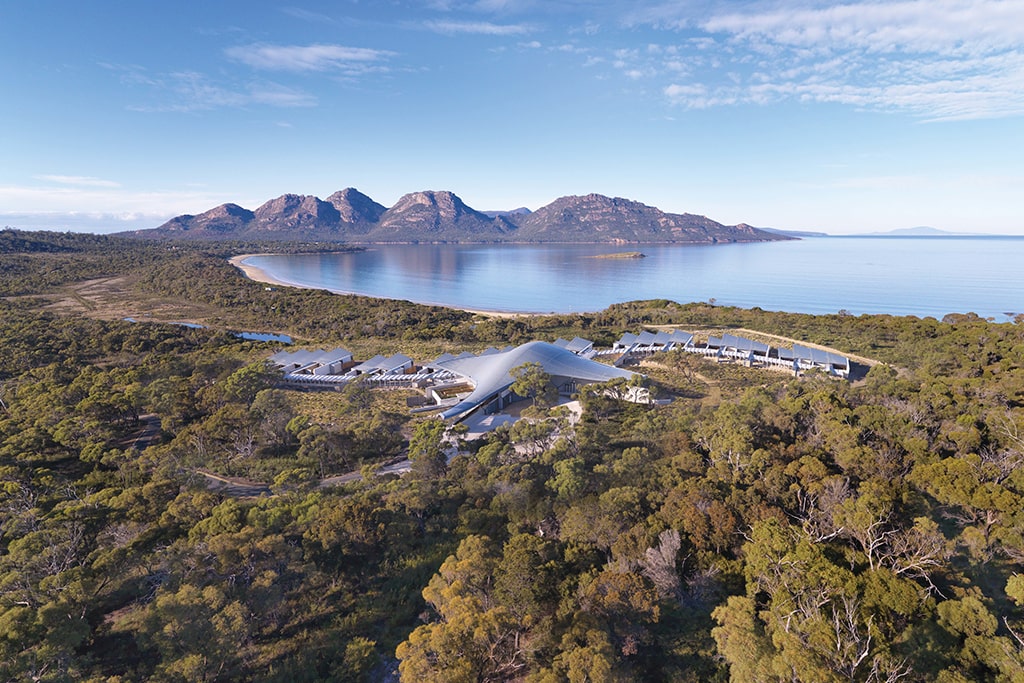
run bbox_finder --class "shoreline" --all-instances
[228,253,533,319]
[228,254,298,289]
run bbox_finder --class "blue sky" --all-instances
[2,0,1022,234]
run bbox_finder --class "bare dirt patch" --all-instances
[43,276,222,324]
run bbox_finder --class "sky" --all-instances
[2,0,1023,235]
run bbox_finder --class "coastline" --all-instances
[229,254,297,289]
[228,238,1024,320]
[228,253,529,319]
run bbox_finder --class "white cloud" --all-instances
[0,182,254,232]
[471,0,532,11]
[280,7,343,25]
[829,175,931,191]
[624,68,652,80]
[664,83,707,98]
[702,0,1024,55]
[604,43,696,82]
[34,175,121,188]
[116,43,389,114]
[225,43,396,71]
[0,211,173,233]
[423,20,532,35]
[245,81,320,107]
[424,0,539,11]
[126,71,317,112]
[621,0,1024,119]
[663,82,739,108]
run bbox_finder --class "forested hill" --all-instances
[125,189,788,244]
[2,228,1024,681]
[0,227,113,252]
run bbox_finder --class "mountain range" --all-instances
[129,188,788,244]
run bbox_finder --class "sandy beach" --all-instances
[228,254,298,289]
[228,253,528,319]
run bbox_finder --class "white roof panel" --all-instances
[792,344,849,368]
[566,337,593,353]
[438,341,635,420]
[722,333,769,354]
[616,332,638,347]
[270,347,351,369]
[669,330,694,345]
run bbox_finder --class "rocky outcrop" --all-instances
[514,194,753,243]
[325,188,387,225]
[251,194,341,233]
[375,191,511,241]
[156,203,255,235]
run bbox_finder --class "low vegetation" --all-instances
[1,229,1023,681]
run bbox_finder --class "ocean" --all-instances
[241,236,1024,320]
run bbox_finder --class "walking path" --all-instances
[196,470,272,497]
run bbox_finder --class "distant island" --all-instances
[122,188,790,245]
[759,227,830,238]
[865,226,971,237]
[590,251,646,259]
[882,226,950,236]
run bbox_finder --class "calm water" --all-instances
[242,237,1024,320]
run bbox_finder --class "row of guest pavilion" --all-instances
[267,327,851,425]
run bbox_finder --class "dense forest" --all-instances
[1,228,1023,681]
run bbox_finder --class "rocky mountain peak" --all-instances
[375,190,511,239]
[252,194,340,231]
[388,191,473,219]
[254,193,321,218]
[325,188,386,224]
[209,203,253,219]
[156,203,255,234]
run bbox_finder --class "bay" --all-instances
[242,237,1024,320]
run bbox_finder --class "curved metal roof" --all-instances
[437,340,635,420]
